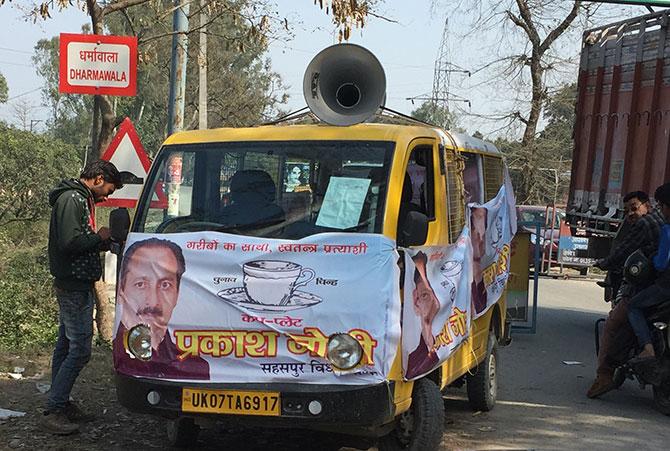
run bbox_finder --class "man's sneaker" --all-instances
[586,374,616,399]
[63,402,95,423]
[40,410,79,435]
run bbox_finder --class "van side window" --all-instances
[405,145,435,220]
[444,147,466,243]
[463,153,484,204]
[482,155,504,201]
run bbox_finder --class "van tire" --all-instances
[653,385,670,415]
[466,330,498,412]
[377,378,444,451]
[166,417,200,448]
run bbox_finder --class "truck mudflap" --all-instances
[115,374,397,436]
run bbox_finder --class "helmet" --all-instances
[623,249,654,285]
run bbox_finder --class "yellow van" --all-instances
[110,44,513,450]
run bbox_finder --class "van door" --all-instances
[398,138,449,246]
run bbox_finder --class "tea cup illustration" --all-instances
[243,260,316,306]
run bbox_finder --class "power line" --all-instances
[5,87,42,102]
[0,60,33,68]
[0,46,33,55]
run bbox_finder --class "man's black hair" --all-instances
[623,191,649,204]
[654,183,670,208]
[80,160,124,189]
[119,238,186,290]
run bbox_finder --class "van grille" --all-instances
[445,148,465,243]
[483,156,503,201]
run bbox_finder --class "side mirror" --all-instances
[110,207,131,245]
[398,211,429,247]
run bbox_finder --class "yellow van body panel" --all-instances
[162,122,507,412]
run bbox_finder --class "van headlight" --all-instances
[126,324,152,361]
[326,333,363,370]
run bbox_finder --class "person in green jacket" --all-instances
[42,160,123,435]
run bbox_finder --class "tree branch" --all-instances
[506,10,532,40]
[539,1,582,54]
[515,0,540,46]
[102,0,151,17]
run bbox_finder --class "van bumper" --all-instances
[115,374,397,436]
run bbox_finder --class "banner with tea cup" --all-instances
[113,232,401,384]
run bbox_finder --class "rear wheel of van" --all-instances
[377,378,444,451]
[466,330,498,412]
[653,385,670,415]
[166,417,200,448]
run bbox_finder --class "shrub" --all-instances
[0,225,58,350]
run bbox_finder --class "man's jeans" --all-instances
[47,288,94,411]
[628,283,670,348]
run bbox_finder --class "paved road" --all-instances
[440,278,670,450]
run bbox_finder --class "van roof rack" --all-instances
[262,106,437,128]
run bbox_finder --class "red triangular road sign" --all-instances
[98,117,167,208]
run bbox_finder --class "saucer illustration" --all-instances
[440,260,462,278]
[217,287,322,313]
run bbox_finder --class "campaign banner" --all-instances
[402,175,516,380]
[112,232,401,384]
[401,234,473,380]
[470,174,517,319]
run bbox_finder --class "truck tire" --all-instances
[166,417,200,448]
[378,378,444,451]
[653,385,670,415]
[466,331,498,412]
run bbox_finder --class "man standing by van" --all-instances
[587,191,664,398]
[43,160,122,434]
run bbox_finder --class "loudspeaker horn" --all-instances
[303,43,386,126]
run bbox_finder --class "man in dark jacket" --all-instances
[587,191,665,398]
[43,160,122,434]
[627,183,670,360]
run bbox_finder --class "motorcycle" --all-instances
[595,249,670,415]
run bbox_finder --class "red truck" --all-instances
[567,9,670,256]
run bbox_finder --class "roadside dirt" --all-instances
[0,345,167,450]
[0,345,364,450]
[0,345,482,451]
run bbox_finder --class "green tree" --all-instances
[0,124,81,226]
[411,101,458,129]
[0,125,81,350]
[0,72,7,103]
[104,1,287,154]
[33,37,93,153]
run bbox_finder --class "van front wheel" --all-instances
[466,331,498,412]
[166,417,200,448]
[378,378,444,451]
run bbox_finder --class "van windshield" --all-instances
[134,140,395,239]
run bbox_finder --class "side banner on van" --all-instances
[470,173,517,319]
[113,232,401,384]
[402,177,516,380]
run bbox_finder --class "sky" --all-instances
[0,0,647,137]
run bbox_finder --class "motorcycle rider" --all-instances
[587,191,665,398]
[627,182,670,361]
[597,194,642,302]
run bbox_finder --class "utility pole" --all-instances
[167,0,190,136]
[407,17,470,127]
[167,0,190,217]
[198,0,208,130]
[431,17,452,126]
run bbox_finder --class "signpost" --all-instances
[59,33,137,96]
[558,236,596,266]
[98,117,165,209]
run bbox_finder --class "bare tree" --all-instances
[433,0,596,202]
[11,98,36,130]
